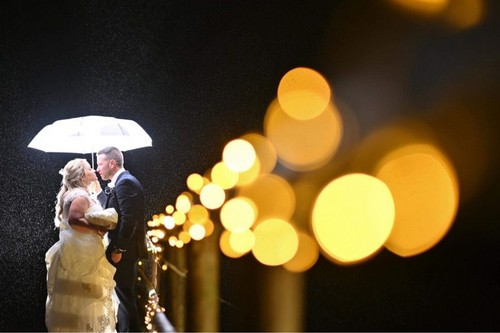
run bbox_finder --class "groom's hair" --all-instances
[98,146,124,167]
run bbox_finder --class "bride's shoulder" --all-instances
[64,188,90,202]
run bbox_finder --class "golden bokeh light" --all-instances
[283,230,320,273]
[229,229,255,254]
[264,99,343,171]
[374,144,459,257]
[204,219,215,237]
[388,0,449,16]
[222,138,256,173]
[200,183,226,210]
[162,215,175,230]
[220,197,257,233]
[235,156,261,187]
[252,218,299,266]
[189,223,206,241]
[388,0,484,30]
[240,132,278,174]
[165,204,174,214]
[178,230,191,244]
[442,0,484,30]
[220,230,246,259]
[172,210,186,225]
[175,193,192,214]
[182,220,193,233]
[312,173,395,264]
[168,236,177,247]
[188,204,209,225]
[277,67,331,120]
[145,66,468,274]
[238,173,295,223]
[187,173,206,194]
[211,161,239,189]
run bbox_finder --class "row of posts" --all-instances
[151,224,305,332]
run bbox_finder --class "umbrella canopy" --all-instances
[28,115,152,166]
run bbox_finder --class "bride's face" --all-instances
[82,162,97,186]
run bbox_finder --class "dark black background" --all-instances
[1,0,499,331]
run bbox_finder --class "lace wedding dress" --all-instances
[45,189,119,332]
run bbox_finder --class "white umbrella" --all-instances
[28,115,153,167]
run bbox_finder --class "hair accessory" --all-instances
[58,169,65,177]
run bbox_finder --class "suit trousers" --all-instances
[115,285,141,332]
[108,252,142,332]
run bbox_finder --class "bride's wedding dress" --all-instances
[45,189,119,332]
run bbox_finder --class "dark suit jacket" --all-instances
[98,170,148,287]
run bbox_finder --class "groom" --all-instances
[96,146,148,332]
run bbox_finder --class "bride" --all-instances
[45,158,119,332]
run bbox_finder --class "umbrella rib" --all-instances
[78,117,84,137]
[117,123,127,136]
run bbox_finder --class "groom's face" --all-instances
[96,154,114,181]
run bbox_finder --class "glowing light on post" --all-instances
[211,161,239,189]
[176,193,192,214]
[188,204,209,225]
[283,231,319,273]
[229,229,255,254]
[187,173,206,194]
[162,215,175,230]
[235,156,261,186]
[240,132,277,175]
[165,205,174,214]
[220,230,246,259]
[222,139,256,173]
[203,219,215,237]
[252,218,299,266]
[312,173,395,264]
[200,183,226,210]
[442,0,484,30]
[238,173,295,224]
[189,223,206,241]
[172,211,186,225]
[179,231,191,244]
[389,0,449,16]
[220,197,257,233]
[168,236,177,247]
[277,67,331,120]
[265,99,343,171]
[374,144,459,257]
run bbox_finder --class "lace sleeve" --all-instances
[64,188,91,204]
[62,188,91,217]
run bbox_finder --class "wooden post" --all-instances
[188,227,220,332]
[260,266,305,332]
[160,246,188,332]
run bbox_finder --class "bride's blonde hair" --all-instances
[54,158,87,227]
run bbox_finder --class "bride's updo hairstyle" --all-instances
[54,158,87,227]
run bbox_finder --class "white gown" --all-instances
[45,189,119,332]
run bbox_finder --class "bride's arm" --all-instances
[67,196,90,227]
[68,196,106,233]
